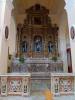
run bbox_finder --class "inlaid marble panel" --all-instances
[0,74,31,96]
[8,77,22,95]
[59,77,74,93]
[51,75,74,95]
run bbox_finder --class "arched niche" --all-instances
[33,35,42,52]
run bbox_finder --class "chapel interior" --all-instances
[9,0,71,73]
[0,0,74,98]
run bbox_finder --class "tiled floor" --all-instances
[0,95,75,100]
[53,95,75,100]
[0,96,45,100]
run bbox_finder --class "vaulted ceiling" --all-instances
[13,0,65,15]
[13,0,66,25]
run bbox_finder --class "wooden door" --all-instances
[67,48,72,73]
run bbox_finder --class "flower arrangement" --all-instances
[52,56,58,62]
[19,56,25,64]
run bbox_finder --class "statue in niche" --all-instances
[48,41,53,52]
[34,36,42,52]
[22,41,27,52]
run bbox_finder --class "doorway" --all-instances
[67,48,72,73]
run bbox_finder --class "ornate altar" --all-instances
[17,4,59,58]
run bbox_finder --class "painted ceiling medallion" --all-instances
[5,26,9,39]
[70,26,75,40]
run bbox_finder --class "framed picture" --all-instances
[5,26,9,39]
[70,26,75,40]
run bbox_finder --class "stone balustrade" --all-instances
[51,73,75,96]
[0,72,74,97]
[0,73,31,96]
